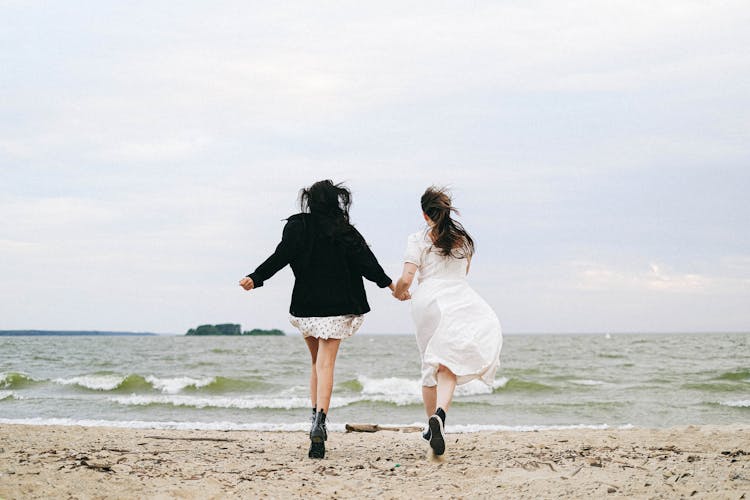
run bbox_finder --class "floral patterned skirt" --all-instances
[288,314,364,340]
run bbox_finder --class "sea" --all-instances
[1,333,748,433]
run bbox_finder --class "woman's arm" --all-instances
[240,218,304,291]
[349,228,393,289]
[354,243,393,289]
[393,262,417,300]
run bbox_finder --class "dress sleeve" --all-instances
[403,232,423,266]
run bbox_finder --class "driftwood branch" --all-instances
[345,423,423,433]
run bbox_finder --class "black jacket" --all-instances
[247,213,392,317]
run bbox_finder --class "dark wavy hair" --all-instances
[299,180,365,249]
[421,186,474,258]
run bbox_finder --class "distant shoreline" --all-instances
[0,330,158,336]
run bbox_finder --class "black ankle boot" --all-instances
[311,410,327,441]
[308,410,327,459]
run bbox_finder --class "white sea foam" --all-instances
[0,390,16,401]
[0,417,635,433]
[145,376,215,394]
[358,376,421,405]
[108,394,359,410]
[53,374,217,393]
[720,400,750,408]
[570,379,606,386]
[455,378,507,396]
[53,375,126,391]
[356,375,504,405]
[493,377,510,389]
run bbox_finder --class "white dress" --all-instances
[404,229,503,387]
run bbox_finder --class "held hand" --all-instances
[239,277,254,291]
[388,282,409,301]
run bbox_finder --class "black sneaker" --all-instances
[421,428,431,442]
[428,414,445,456]
[308,410,327,459]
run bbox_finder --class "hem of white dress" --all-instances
[420,360,500,388]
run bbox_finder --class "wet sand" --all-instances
[1,424,748,498]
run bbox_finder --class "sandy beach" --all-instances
[0,424,747,499]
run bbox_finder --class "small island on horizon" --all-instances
[185,324,285,336]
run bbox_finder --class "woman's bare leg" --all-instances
[304,336,319,410]
[436,364,457,412]
[315,338,341,413]
[422,386,437,417]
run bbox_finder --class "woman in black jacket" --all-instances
[239,180,396,459]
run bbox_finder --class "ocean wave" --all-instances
[180,376,270,394]
[0,390,17,401]
[358,376,421,405]
[54,374,151,392]
[108,394,359,410]
[457,378,509,396]
[0,372,37,389]
[338,375,546,405]
[715,369,750,382]
[569,379,606,386]
[0,417,636,433]
[683,382,747,393]
[720,400,750,408]
[52,374,269,394]
[493,378,555,393]
[209,348,234,354]
[338,378,364,392]
[145,376,216,394]
[346,376,508,406]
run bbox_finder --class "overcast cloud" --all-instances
[1,1,748,334]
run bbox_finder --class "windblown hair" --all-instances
[421,186,474,258]
[299,180,365,249]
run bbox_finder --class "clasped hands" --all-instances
[389,283,410,301]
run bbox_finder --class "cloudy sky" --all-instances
[1,1,748,334]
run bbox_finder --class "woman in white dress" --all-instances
[240,180,394,459]
[393,187,502,456]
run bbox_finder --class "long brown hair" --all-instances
[421,186,474,258]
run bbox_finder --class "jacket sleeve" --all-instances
[350,230,392,288]
[246,218,304,288]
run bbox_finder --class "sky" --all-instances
[1,1,748,334]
